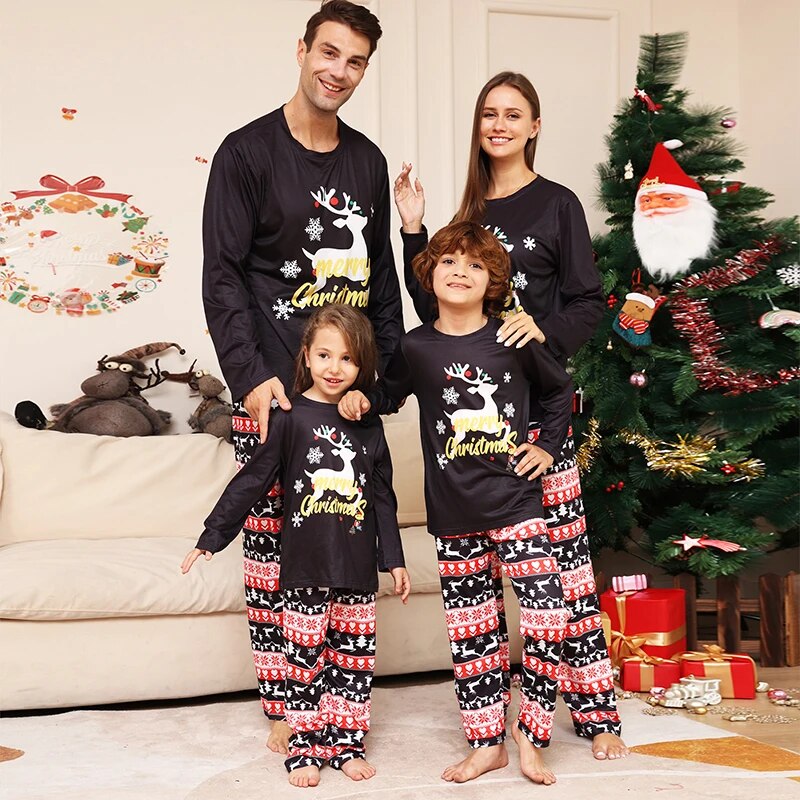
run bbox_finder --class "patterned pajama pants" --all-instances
[437,518,571,748]
[232,401,287,721]
[282,588,376,772]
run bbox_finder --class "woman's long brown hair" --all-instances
[453,72,541,224]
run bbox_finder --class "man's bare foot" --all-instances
[341,758,376,781]
[592,732,629,760]
[511,725,556,785]
[441,744,508,783]
[267,720,292,755]
[287,765,320,788]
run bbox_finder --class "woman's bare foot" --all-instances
[267,720,292,755]
[511,724,556,785]
[441,744,508,783]
[341,758,376,781]
[592,732,629,760]
[287,765,320,788]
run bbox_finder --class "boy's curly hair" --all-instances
[411,221,511,317]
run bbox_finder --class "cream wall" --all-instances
[1,0,797,430]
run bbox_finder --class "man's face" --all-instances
[637,190,690,216]
[296,21,371,115]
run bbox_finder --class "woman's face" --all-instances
[479,85,540,163]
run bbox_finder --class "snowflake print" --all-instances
[437,453,448,470]
[292,512,303,528]
[359,473,366,486]
[523,236,537,250]
[436,419,446,435]
[307,446,323,464]
[270,398,280,409]
[293,479,304,493]
[777,264,800,288]
[362,445,368,455]
[305,217,324,241]
[272,298,294,320]
[512,272,528,291]
[503,372,511,383]
[442,386,460,405]
[503,402,515,418]
[280,260,301,279]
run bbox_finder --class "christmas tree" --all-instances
[572,32,799,579]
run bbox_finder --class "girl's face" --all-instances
[432,250,489,313]
[479,85,540,163]
[303,325,360,403]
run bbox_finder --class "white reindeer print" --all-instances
[303,187,369,293]
[304,425,362,503]
[443,363,512,446]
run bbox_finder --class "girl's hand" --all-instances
[511,443,554,480]
[181,548,213,574]
[497,310,545,349]
[338,390,371,421]
[391,567,411,604]
[394,162,425,233]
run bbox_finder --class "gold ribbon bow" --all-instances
[609,594,686,667]
[678,645,756,697]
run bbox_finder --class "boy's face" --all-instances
[432,251,490,313]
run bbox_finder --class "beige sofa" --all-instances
[0,403,522,711]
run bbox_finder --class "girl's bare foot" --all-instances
[341,758,376,781]
[287,765,320,788]
[512,725,556,785]
[441,743,508,783]
[592,732,629,760]
[267,720,292,755]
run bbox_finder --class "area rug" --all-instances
[2,679,800,800]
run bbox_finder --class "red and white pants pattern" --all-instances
[437,518,571,749]
[282,588,376,772]
[232,401,286,721]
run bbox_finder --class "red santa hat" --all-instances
[636,143,707,201]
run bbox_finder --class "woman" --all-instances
[394,72,627,777]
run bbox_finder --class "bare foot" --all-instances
[514,728,556,785]
[287,765,320,788]
[267,720,292,755]
[341,758,376,781]
[592,732,629,760]
[441,744,508,783]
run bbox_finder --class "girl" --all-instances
[394,71,626,761]
[340,222,573,785]
[182,304,410,789]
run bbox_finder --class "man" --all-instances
[202,0,402,766]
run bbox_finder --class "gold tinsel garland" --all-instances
[576,417,766,480]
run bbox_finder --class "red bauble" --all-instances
[720,118,737,128]
[629,371,648,388]
[617,481,625,489]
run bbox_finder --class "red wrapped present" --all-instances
[600,611,612,651]
[620,656,680,691]
[677,644,757,699]
[600,588,686,667]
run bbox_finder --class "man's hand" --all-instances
[391,567,411,604]
[338,390,371,421]
[497,310,545,349]
[512,443,554,480]
[394,162,425,233]
[244,377,291,444]
[181,548,213,574]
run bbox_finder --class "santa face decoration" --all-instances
[632,143,717,280]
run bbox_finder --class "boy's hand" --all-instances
[181,548,213,574]
[390,567,411,604]
[338,390,371,421]
[497,310,545,348]
[512,443,554,480]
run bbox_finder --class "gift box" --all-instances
[600,588,686,667]
[612,574,648,593]
[600,611,612,651]
[677,645,757,699]
[620,656,680,692]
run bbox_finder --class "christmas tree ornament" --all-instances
[624,160,634,179]
[632,143,717,279]
[633,87,662,112]
[672,534,747,553]
[720,463,736,475]
[663,139,684,150]
[629,370,648,388]
[613,273,666,347]
[776,263,800,288]
[606,294,618,308]
[756,682,770,693]
[759,294,800,328]
[576,417,601,473]
[720,117,737,128]
[768,689,788,701]
[606,339,613,351]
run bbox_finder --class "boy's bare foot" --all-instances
[511,724,556,785]
[287,765,320,788]
[267,720,292,755]
[341,758,376,781]
[441,743,508,783]
[592,732,629,760]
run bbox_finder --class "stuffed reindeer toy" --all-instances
[163,362,233,443]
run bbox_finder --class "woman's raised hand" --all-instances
[394,162,425,233]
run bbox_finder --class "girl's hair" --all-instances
[411,221,511,318]
[453,71,541,224]
[293,304,379,395]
